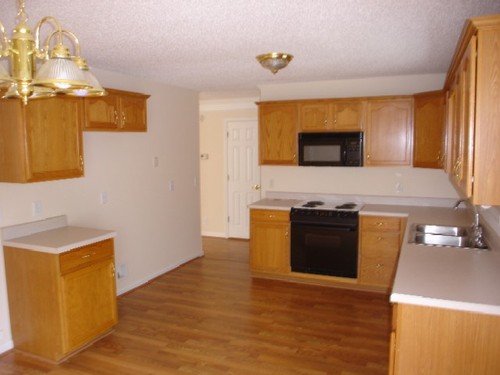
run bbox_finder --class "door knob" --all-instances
[251,184,261,190]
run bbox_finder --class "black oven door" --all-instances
[291,222,358,278]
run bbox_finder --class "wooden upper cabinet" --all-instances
[299,99,365,132]
[0,96,84,183]
[365,97,414,166]
[443,15,500,205]
[84,88,150,132]
[258,102,298,165]
[413,90,446,169]
[446,37,476,199]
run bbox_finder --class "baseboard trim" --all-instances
[201,231,226,238]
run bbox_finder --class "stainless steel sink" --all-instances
[409,223,488,250]
[414,224,468,237]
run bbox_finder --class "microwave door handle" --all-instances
[342,148,347,164]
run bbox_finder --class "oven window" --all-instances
[303,145,341,162]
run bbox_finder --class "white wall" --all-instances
[0,69,202,352]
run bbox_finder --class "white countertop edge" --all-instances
[390,293,500,316]
[2,232,117,254]
[360,210,409,217]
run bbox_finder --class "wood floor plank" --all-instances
[0,237,391,374]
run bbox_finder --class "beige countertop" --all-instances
[249,198,500,316]
[249,198,303,210]
[2,226,117,254]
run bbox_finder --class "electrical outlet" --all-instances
[168,180,174,192]
[100,191,108,205]
[32,201,43,216]
[117,264,128,279]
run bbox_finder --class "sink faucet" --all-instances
[452,199,485,248]
[453,199,467,209]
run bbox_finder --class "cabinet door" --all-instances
[26,97,84,181]
[413,91,446,168]
[332,100,365,131]
[365,98,414,166]
[452,37,476,198]
[61,259,117,352]
[250,210,290,273]
[259,103,298,165]
[120,93,148,131]
[299,102,330,131]
[84,93,121,130]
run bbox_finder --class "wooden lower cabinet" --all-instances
[4,239,117,363]
[358,215,406,288]
[249,209,290,274]
[390,303,500,375]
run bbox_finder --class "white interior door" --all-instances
[227,119,260,239]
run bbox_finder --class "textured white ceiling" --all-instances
[1,0,499,95]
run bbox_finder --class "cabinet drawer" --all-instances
[60,239,114,275]
[361,231,401,251]
[250,209,290,223]
[361,216,402,231]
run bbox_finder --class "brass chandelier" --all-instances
[0,0,106,104]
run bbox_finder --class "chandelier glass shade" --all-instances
[256,52,293,74]
[0,0,106,104]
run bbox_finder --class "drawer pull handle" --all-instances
[82,252,96,259]
[376,222,384,226]
[377,236,383,241]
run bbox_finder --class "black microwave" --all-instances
[298,132,363,166]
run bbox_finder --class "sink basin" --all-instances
[414,232,470,247]
[409,223,488,250]
[414,224,468,237]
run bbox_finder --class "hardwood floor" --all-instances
[0,237,392,375]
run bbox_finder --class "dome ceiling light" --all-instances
[256,52,293,74]
[0,0,106,104]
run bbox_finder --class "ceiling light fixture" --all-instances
[256,52,293,74]
[0,0,106,104]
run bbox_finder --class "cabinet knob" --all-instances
[121,112,126,128]
[114,110,119,125]
[251,184,261,190]
[376,222,384,227]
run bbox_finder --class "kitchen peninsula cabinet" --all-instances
[258,102,298,165]
[4,238,118,363]
[299,99,365,132]
[365,97,414,166]
[249,209,290,274]
[0,96,84,183]
[358,215,406,288]
[389,303,500,375]
[84,88,150,131]
[444,15,500,205]
[413,90,445,169]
